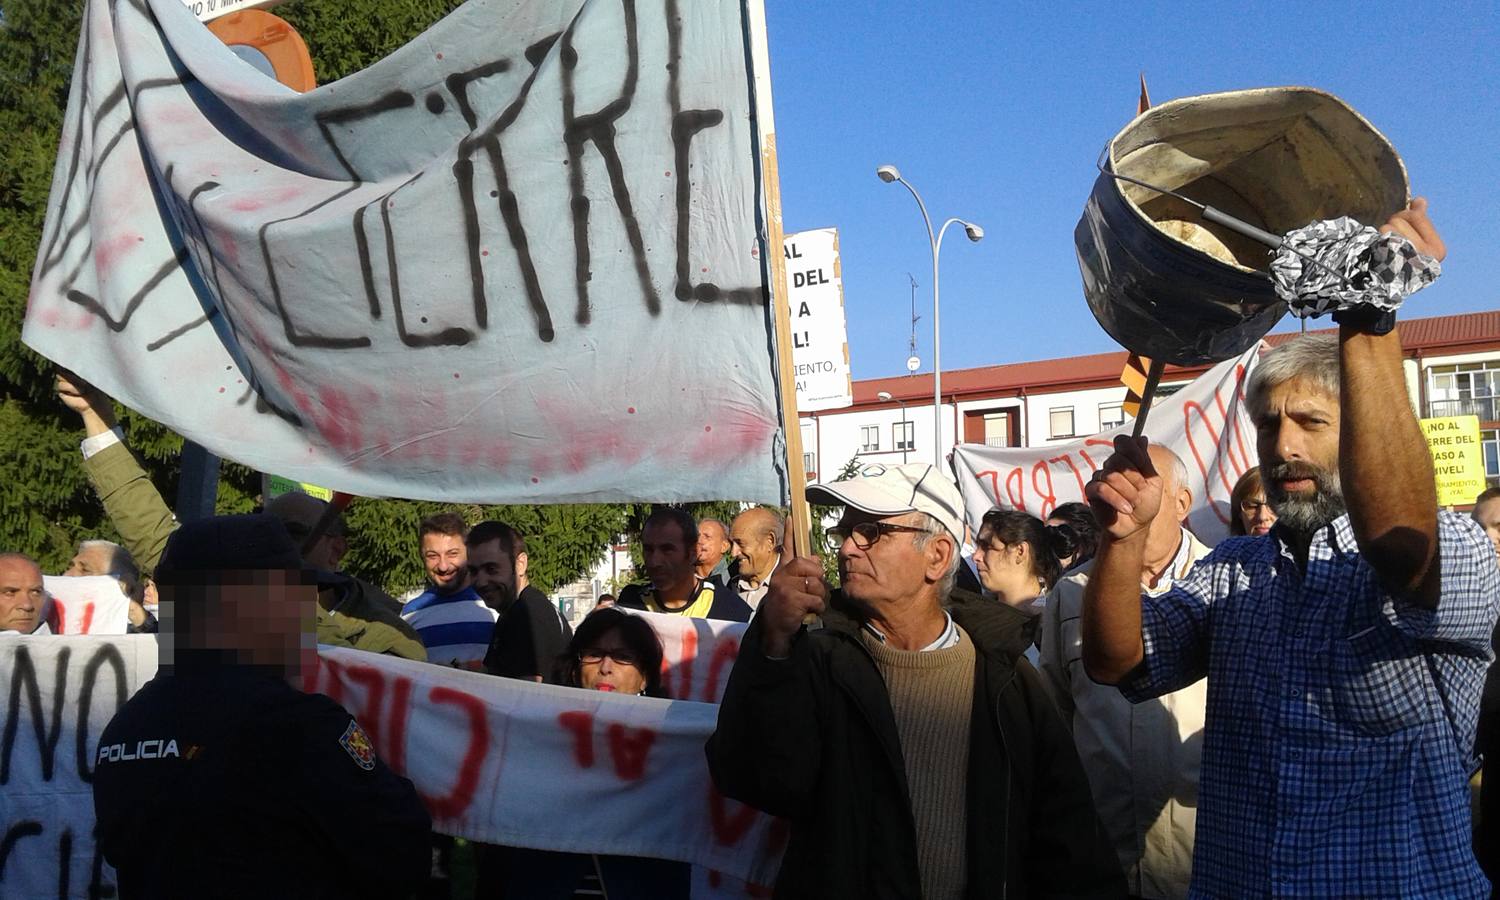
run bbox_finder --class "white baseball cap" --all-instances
[807,463,964,545]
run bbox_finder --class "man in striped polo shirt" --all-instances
[400,512,496,669]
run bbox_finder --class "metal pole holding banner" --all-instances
[746,0,811,558]
[175,440,220,523]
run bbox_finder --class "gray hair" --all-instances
[79,539,143,603]
[908,513,961,602]
[1245,334,1340,422]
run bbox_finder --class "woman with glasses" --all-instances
[554,607,669,698]
[1228,466,1277,537]
[479,608,685,899]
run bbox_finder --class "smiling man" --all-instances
[400,512,496,668]
[708,463,1121,899]
[1080,201,1499,899]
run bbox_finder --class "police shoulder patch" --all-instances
[339,720,377,771]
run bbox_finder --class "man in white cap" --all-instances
[708,463,1121,900]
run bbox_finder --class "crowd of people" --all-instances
[7,203,1500,898]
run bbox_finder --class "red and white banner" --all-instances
[1,614,776,900]
[952,344,1261,546]
[42,575,132,635]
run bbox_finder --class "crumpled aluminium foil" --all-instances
[1271,217,1441,318]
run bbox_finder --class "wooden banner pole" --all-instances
[746,0,811,558]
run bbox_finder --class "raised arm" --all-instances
[1079,436,1162,684]
[1341,199,1446,609]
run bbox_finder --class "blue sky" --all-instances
[763,1,1500,379]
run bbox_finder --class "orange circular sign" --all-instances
[207,10,316,93]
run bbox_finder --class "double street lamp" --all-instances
[877,164,983,468]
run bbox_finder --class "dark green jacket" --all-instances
[82,441,426,661]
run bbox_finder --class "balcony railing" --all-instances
[1427,397,1500,422]
[984,437,1010,448]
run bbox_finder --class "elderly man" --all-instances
[618,508,751,622]
[694,517,733,588]
[1081,194,1498,900]
[0,553,48,634]
[1040,445,1208,899]
[66,539,154,631]
[708,463,1121,899]
[727,506,784,609]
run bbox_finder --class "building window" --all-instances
[1049,407,1075,440]
[1485,429,1499,485]
[893,421,914,451]
[1429,363,1500,422]
[983,412,1011,448]
[860,425,880,453]
[1099,403,1126,431]
[803,452,817,476]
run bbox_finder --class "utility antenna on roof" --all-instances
[907,273,921,375]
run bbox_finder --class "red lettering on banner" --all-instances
[388,676,412,774]
[977,470,1003,504]
[702,636,739,703]
[344,663,387,753]
[422,686,488,820]
[559,710,595,768]
[1051,454,1088,498]
[1004,467,1026,512]
[1031,461,1058,519]
[79,602,95,634]
[1182,401,1233,525]
[710,787,759,847]
[48,600,65,633]
[675,628,697,701]
[319,656,349,706]
[1212,385,1250,475]
[1079,438,1113,475]
[606,723,656,780]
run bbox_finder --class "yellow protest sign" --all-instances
[1419,416,1488,506]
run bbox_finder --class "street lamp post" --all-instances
[877,391,909,463]
[877,165,983,469]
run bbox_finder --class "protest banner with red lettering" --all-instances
[42,575,132,635]
[952,344,1261,545]
[1,620,772,899]
[26,0,789,506]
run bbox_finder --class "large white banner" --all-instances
[26,0,788,505]
[0,615,775,899]
[952,345,1261,546]
[41,576,132,635]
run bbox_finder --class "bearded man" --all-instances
[1079,203,1499,899]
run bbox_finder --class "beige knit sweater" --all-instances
[861,626,976,900]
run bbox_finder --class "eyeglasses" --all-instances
[826,521,929,551]
[579,648,640,667]
[1239,499,1270,515]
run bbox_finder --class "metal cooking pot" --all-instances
[1075,86,1409,365]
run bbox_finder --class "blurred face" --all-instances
[1238,491,1277,537]
[1044,517,1075,570]
[729,517,777,581]
[65,544,114,577]
[695,521,729,570]
[973,530,1039,607]
[0,558,45,633]
[466,538,517,613]
[642,521,694,594]
[1473,499,1500,561]
[1255,377,1345,535]
[578,627,647,695]
[833,511,941,610]
[160,570,317,672]
[421,532,468,594]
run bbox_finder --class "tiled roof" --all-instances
[841,310,1500,406]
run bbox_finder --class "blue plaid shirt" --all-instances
[1121,512,1500,898]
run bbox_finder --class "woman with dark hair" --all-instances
[479,610,687,900]
[1229,466,1276,537]
[1044,501,1099,572]
[973,509,1074,616]
[555,607,668,698]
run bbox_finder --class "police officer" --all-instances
[92,515,431,899]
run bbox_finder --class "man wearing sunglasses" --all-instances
[708,463,1121,900]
